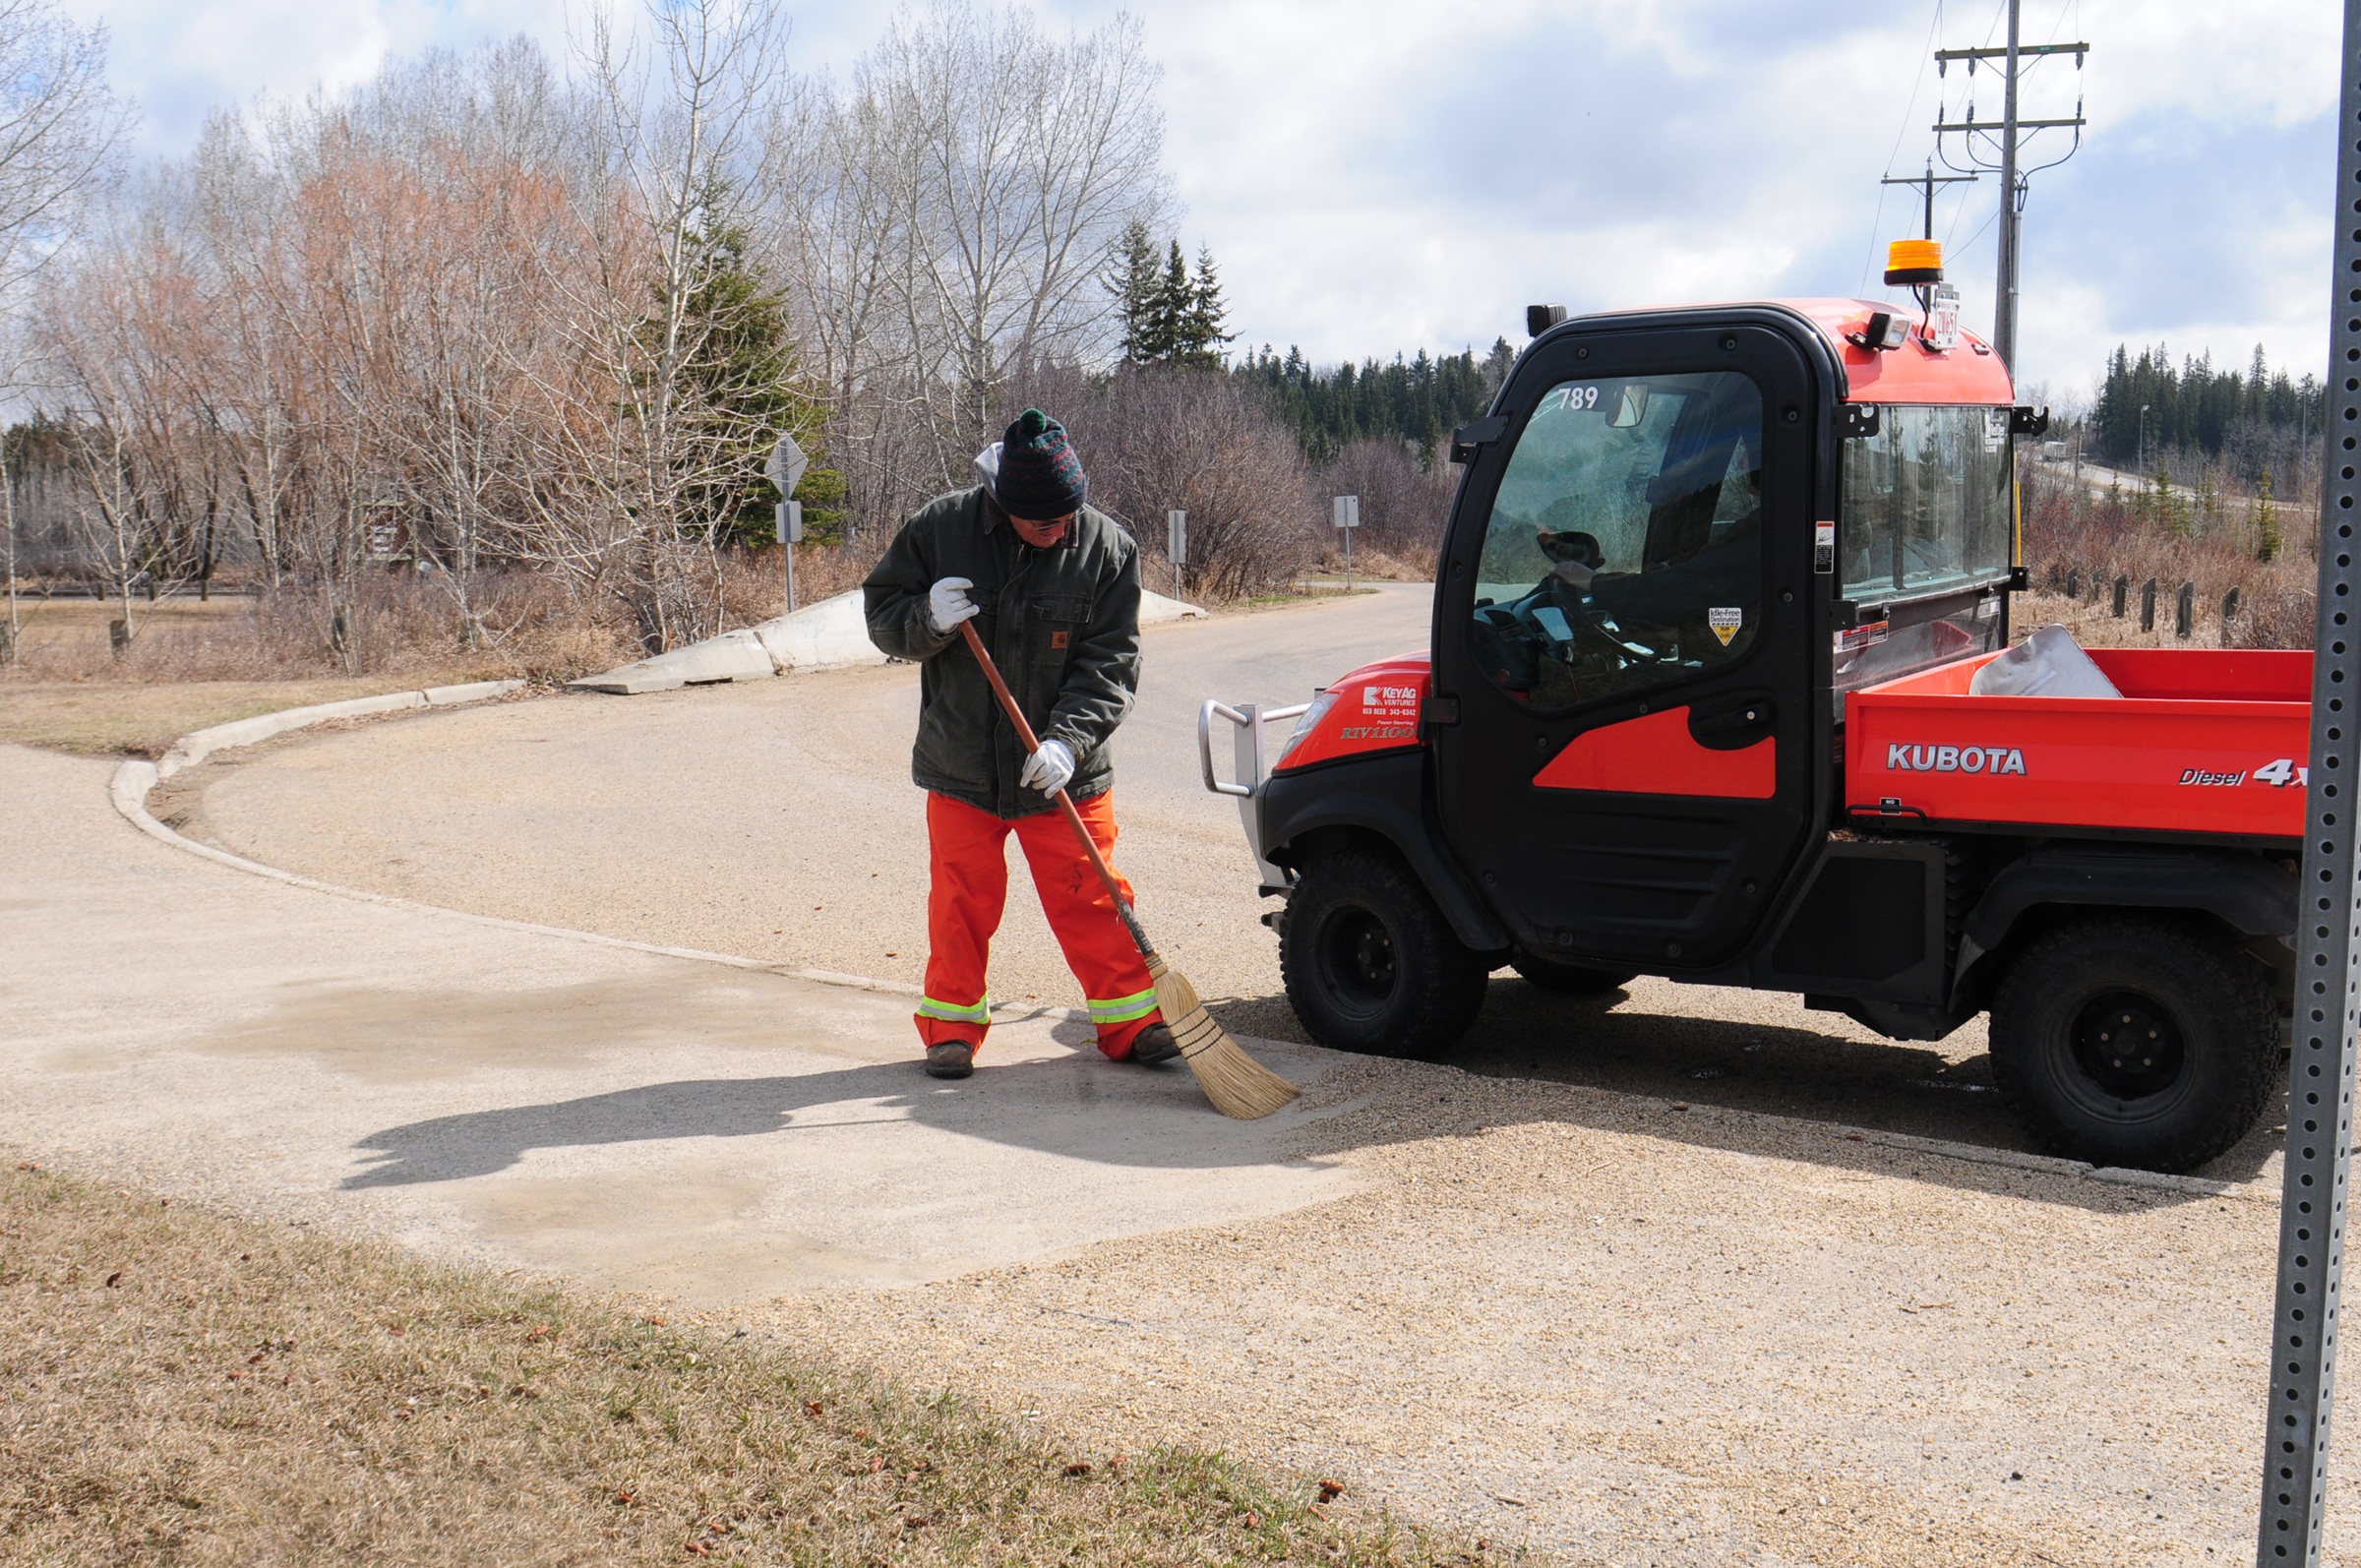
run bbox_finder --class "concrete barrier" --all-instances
[566,629,778,695]
[752,590,885,674]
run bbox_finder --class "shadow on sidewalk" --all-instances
[343,1047,1320,1189]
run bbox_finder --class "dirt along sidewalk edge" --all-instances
[98,681,2254,1205]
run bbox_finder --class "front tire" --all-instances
[1988,916,2278,1173]
[1281,846,1488,1058]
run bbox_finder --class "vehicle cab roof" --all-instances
[1555,296,2018,406]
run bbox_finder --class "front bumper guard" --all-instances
[1197,698,1307,896]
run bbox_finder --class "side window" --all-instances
[1472,371,1765,709]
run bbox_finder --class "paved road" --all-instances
[0,593,2316,1562]
[179,586,2281,1175]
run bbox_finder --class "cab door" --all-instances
[1431,320,1823,972]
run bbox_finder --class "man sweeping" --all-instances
[863,408,1178,1081]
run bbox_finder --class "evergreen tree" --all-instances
[1110,232,1240,368]
[1150,240,1191,361]
[2148,461,2191,536]
[2253,469,2282,562]
[672,211,847,547]
[2092,337,2324,478]
[1230,338,1501,463]
[1177,244,1235,368]
[1107,220,1164,365]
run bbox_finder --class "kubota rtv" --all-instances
[1200,269,2301,1174]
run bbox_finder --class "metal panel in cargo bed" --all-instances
[1845,647,2311,840]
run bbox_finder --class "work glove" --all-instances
[926,576,979,634]
[1019,738,1075,796]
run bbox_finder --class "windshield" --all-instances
[1841,404,2013,602]
[1471,370,1764,710]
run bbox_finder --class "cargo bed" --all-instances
[1845,647,2312,841]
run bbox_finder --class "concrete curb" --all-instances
[154,680,526,780]
[104,684,2269,1198]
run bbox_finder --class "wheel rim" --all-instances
[1315,904,1398,1016]
[2068,989,2188,1102]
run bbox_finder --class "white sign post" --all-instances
[1332,494,1361,590]
[1167,509,1187,598]
[766,435,810,614]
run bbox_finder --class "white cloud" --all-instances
[63,0,2347,390]
[64,0,572,147]
[1051,0,2344,389]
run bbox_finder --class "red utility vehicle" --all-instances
[1201,295,2299,1174]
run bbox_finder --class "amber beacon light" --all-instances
[1883,238,1945,286]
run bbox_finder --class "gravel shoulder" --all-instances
[751,1063,2287,1564]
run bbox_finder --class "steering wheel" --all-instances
[1530,575,1665,663]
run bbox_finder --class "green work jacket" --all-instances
[863,487,1142,820]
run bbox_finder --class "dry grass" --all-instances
[0,678,463,757]
[2022,466,2317,650]
[1302,542,1432,585]
[1,575,633,689]
[0,1164,1495,1567]
[2011,590,2253,653]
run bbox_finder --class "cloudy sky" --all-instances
[60,0,2341,402]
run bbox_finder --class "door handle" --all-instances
[1689,695,1777,749]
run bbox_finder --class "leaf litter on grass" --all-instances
[0,1163,1518,1566]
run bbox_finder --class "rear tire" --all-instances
[1281,845,1488,1058]
[1988,916,2277,1174]
[1509,952,1637,995]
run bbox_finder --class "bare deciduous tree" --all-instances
[0,0,128,656]
[1000,359,1317,600]
[767,2,1172,534]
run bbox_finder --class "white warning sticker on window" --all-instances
[1709,607,1743,646]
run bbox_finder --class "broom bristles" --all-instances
[1146,954,1300,1119]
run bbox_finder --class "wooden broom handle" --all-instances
[955,620,1144,942]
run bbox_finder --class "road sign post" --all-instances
[1168,509,1186,599]
[766,435,810,616]
[2258,6,2361,1559]
[776,501,805,612]
[1332,495,1360,590]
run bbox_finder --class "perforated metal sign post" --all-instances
[2259,6,2361,1558]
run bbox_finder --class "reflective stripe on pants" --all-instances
[917,790,1163,1059]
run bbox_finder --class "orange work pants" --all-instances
[916,790,1163,1059]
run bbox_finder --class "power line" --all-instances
[1927,0,2089,367]
[1857,1,1952,294]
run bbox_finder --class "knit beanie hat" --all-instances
[991,408,1088,519]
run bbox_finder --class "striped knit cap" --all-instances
[992,408,1088,520]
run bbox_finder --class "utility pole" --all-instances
[1878,160,1977,242]
[1996,1,2021,369]
[1930,0,2088,371]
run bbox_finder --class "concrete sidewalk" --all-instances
[0,742,1349,1302]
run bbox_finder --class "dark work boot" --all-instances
[924,1042,975,1079]
[1127,1023,1180,1065]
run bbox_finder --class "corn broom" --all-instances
[957,621,1299,1119]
